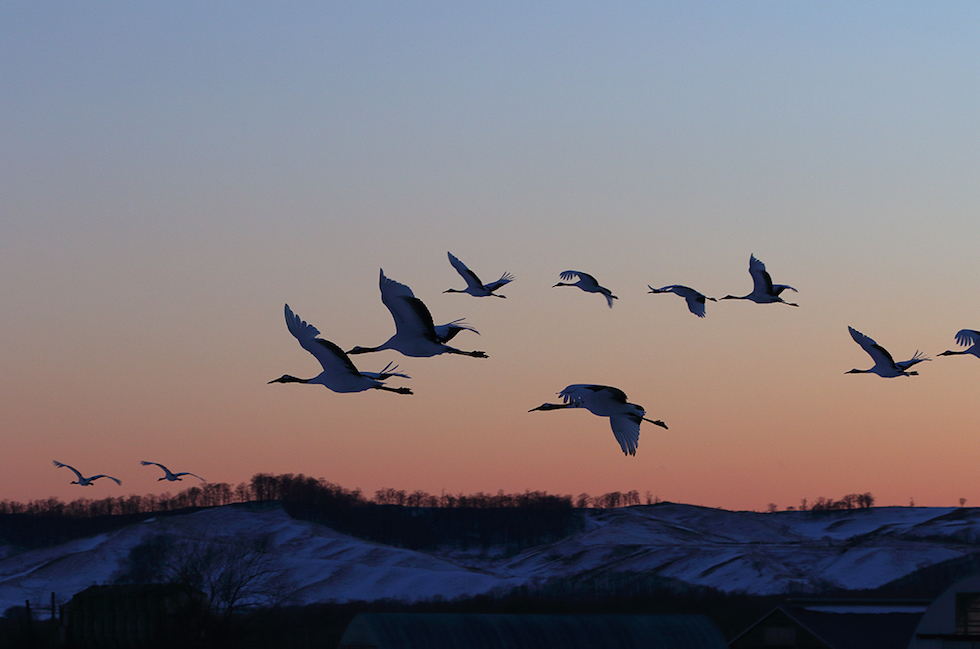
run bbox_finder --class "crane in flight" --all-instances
[938,329,980,360]
[347,270,487,358]
[846,326,929,377]
[52,461,121,486]
[271,304,413,394]
[720,254,798,306]
[648,284,716,318]
[553,271,617,308]
[140,461,206,482]
[444,252,514,298]
[529,384,667,456]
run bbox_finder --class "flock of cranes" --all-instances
[54,251,980,483]
[52,460,205,487]
[265,252,807,458]
[269,251,977,458]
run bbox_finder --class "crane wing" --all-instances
[284,304,362,376]
[434,318,479,343]
[848,326,897,368]
[360,361,410,380]
[608,414,640,456]
[955,329,980,347]
[484,272,514,293]
[559,270,598,287]
[749,254,775,296]
[559,384,627,406]
[92,475,122,486]
[174,472,206,482]
[447,252,484,290]
[53,461,83,481]
[380,270,439,341]
[896,351,930,371]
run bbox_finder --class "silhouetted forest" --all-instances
[0,476,883,553]
[0,473,622,551]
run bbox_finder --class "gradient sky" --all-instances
[3,2,979,510]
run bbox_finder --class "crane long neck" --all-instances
[268,375,310,384]
[347,344,385,355]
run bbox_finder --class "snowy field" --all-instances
[2,503,978,614]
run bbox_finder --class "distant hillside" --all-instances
[3,502,980,617]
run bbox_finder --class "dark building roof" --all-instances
[729,603,925,649]
[339,612,728,649]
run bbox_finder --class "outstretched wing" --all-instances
[608,414,641,456]
[558,384,627,406]
[955,329,980,348]
[284,304,362,377]
[360,361,410,380]
[559,270,596,287]
[174,472,206,482]
[53,461,83,482]
[652,285,708,317]
[684,293,708,318]
[140,460,168,471]
[485,272,514,293]
[380,270,439,341]
[896,351,930,371]
[848,326,897,369]
[447,252,484,290]
[748,254,775,296]
[92,475,122,486]
[434,318,479,343]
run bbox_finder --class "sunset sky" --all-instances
[3,2,979,510]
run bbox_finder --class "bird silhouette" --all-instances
[140,461,206,482]
[347,270,487,358]
[53,461,121,486]
[720,254,798,306]
[444,252,514,298]
[529,384,667,456]
[271,304,413,393]
[846,326,929,377]
[648,284,716,318]
[553,271,617,308]
[938,329,980,360]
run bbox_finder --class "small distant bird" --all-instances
[553,271,617,308]
[721,254,798,306]
[648,284,716,318]
[938,330,980,360]
[271,304,413,394]
[846,326,929,377]
[347,270,487,358]
[140,461,206,483]
[529,384,667,456]
[444,252,514,298]
[52,461,121,486]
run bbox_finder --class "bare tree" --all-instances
[164,536,289,618]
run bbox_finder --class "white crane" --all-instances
[553,271,617,308]
[347,270,487,358]
[444,252,514,298]
[140,461,206,482]
[529,384,667,456]
[720,254,798,306]
[648,284,716,318]
[938,329,980,360]
[846,326,929,377]
[270,304,413,393]
[52,461,121,486]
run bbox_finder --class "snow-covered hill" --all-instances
[3,503,980,614]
